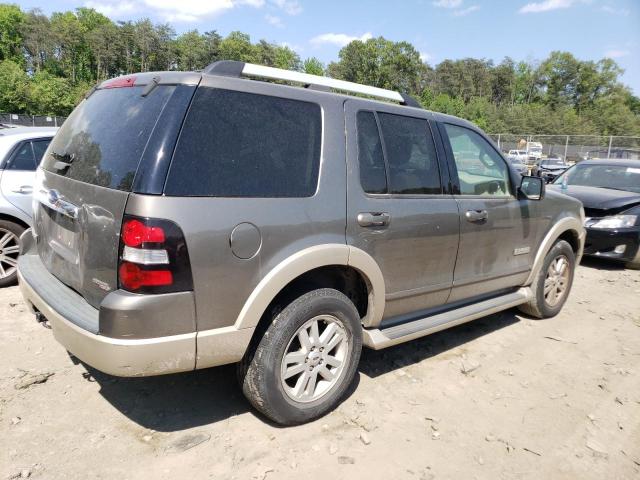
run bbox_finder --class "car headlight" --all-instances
[587,215,638,229]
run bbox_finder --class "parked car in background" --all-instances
[534,157,569,183]
[550,159,640,269]
[508,150,528,163]
[506,156,528,175]
[0,127,57,286]
[17,61,584,425]
[526,141,543,163]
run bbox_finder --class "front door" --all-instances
[438,122,538,302]
[345,100,460,322]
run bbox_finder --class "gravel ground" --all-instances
[1,258,639,480]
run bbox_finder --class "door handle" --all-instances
[357,212,391,228]
[465,209,488,223]
[13,185,33,194]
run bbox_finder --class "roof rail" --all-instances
[203,60,421,107]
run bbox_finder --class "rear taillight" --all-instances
[118,215,193,294]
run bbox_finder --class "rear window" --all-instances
[41,86,175,191]
[164,88,322,197]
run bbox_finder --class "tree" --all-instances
[20,9,53,73]
[0,3,24,63]
[328,37,427,94]
[303,57,324,75]
[0,59,30,112]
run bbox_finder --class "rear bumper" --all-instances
[583,226,640,264]
[17,229,253,376]
[19,268,197,377]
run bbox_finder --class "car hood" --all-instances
[548,185,640,215]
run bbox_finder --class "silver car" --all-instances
[0,126,57,285]
[17,62,585,425]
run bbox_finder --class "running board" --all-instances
[363,287,533,350]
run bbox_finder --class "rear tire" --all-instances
[238,288,362,425]
[518,239,575,318]
[0,220,25,287]
[626,259,640,270]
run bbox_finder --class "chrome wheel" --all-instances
[0,228,19,280]
[544,255,570,307]
[280,315,350,403]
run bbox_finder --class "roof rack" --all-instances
[203,60,421,108]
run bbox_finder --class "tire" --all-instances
[238,288,362,425]
[0,220,25,287]
[626,259,640,270]
[518,239,575,319]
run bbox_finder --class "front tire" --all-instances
[239,288,362,425]
[518,239,575,318]
[0,220,25,287]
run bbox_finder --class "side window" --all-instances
[31,139,51,167]
[7,141,36,171]
[444,124,511,197]
[165,88,322,197]
[356,111,387,194]
[378,113,441,195]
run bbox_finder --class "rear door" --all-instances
[438,122,538,302]
[345,100,460,321]
[0,139,49,217]
[33,82,191,308]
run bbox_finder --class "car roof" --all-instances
[0,126,58,138]
[576,159,640,168]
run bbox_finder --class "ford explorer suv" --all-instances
[18,61,585,425]
[0,127,57,286]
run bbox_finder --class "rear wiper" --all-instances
[141,76,160,97]
[50,151,75,164]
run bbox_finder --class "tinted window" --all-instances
[31,139,51,166]
[357,111,386,194]
[166,88,321,197]
[7,142,36,171]
[41,86,175,191]
[444,124,511,197]
[378,113,441,195]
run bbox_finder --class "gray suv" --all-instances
[18,61,585,425]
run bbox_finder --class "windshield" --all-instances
[554,163,640,193]
[542,159,565,166]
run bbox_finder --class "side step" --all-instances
[363,287,533,350]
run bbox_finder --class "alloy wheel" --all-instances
[544,254,570,307]
[280,314,350,403]
[0,228,20,280]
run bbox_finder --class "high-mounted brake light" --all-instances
[103,76,137,89]
[118,216,193,294]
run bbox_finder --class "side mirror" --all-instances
[519,176,545,201]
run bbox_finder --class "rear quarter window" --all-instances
[164,88,322,197]
[41,86,175,191]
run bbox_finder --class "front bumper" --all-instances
[583,226,640,264]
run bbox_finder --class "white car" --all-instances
[508,150,529,162]
[0,126,58,286]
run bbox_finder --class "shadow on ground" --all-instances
[85,310,521,432]
[580,257,627,271]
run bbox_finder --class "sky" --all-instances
[14,0,640,94]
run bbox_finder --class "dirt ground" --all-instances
[1,258,639,480]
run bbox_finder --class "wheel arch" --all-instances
[234,244,386,331]
[524,216,585,286]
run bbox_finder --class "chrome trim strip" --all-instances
[35,187,79,219]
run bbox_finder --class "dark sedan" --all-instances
[549,159,640,268]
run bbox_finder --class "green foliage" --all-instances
[0,2,637,135]
[0,59,29,111]
[0,3,24,63]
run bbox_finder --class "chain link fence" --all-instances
[0,113,66,128]
[488,134,640,163]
